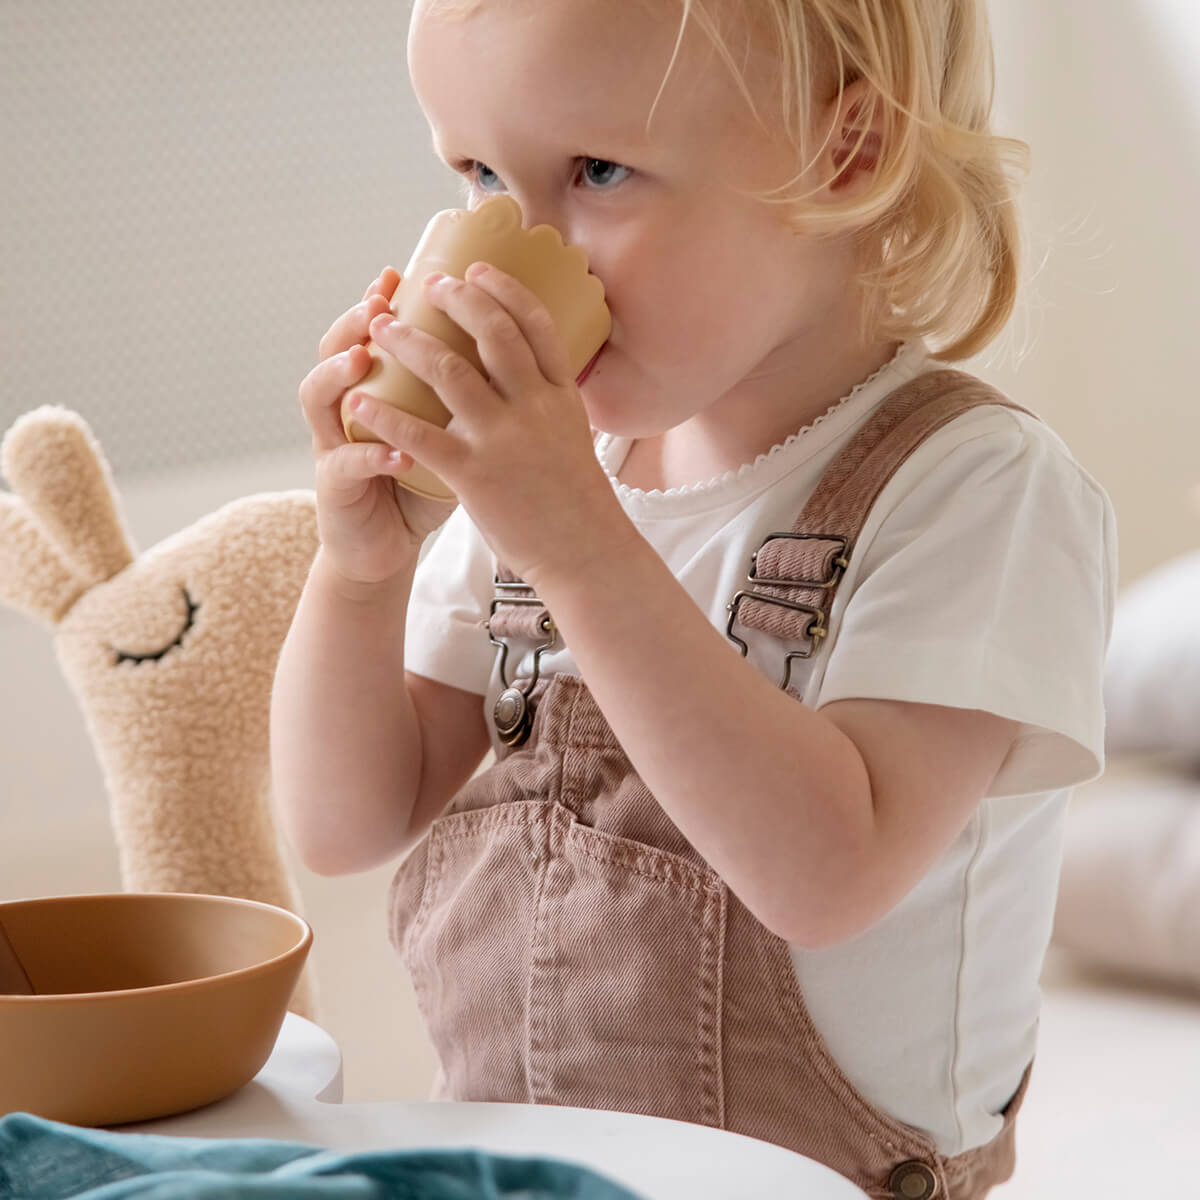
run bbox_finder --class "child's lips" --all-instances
[575,343,606,385]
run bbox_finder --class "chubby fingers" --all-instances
[300,344,378,452]
[423,266,575,398]
[317,439,412,498]
[304,268,401,451]
[461,264,575,388]
[317,291,392,362]
[316,266,400,362]
[362,266,401,304]
[365,307,501,427]
[340,388,458,483]
[336,264,577,484]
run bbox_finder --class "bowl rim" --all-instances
[0,891,313,1006]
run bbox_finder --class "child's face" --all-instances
[408,0,858,440]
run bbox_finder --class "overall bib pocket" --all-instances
[390,799,728,1126]
[527,813,728,1127]
[390,801,550,1103]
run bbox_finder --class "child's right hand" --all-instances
[299,268,456,589]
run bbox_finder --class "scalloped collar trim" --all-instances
[595,340,929,514]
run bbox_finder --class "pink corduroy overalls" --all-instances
[389,370,1039,1200]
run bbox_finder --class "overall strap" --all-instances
[726,368,1037,687]
[486,571,558,746]
[487,368,1036,737]
[490,568,552,640]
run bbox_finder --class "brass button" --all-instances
[493,687,532,747]
[889,1161,938,1200]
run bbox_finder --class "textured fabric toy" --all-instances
[0,407,319,1017]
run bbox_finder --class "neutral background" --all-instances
[1,0,1197,584]
[3,2,1198,1196]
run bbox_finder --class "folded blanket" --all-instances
[0,1113,644,1200]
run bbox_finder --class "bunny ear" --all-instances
[1,406,136,587]
[0,492,85,625]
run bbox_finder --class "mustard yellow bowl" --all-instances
[0,892,312,1126]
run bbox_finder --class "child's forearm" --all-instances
[270,547,423,875]
[529,535,876,948]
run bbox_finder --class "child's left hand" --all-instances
[347,263,636,590]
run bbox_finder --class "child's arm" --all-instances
[274,267,492,875]
[270,547,489,875]
[529,535,1018,949]
[346,266,1056,943]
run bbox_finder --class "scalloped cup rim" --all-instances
[444,193,603,289]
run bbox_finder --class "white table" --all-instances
[126,1013,868,1199]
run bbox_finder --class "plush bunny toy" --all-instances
[0,407,320,1017]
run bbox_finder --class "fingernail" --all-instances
[423,271,446,286]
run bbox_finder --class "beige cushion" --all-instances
[1054,766,1200,989]
[1104,550,1200,763]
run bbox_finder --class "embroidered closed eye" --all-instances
[111,587,199,665]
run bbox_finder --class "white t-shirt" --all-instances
[402,339,1118,1156]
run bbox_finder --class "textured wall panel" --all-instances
[1,0,458,476]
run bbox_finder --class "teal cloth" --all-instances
[0,1113,645,1200]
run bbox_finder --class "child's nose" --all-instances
[504,191,598,276]
[516,194,571,242]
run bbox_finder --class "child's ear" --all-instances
[821,77,884,197]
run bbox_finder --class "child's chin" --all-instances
[580,356,674,440]
[585,408,665,443]
[579,387,628,436]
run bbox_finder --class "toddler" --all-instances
[272,2,1117,1196]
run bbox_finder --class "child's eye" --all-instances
[444,158,502,194]
[471,161,504,192]
[453,158,633,194]
[579,159,633,189]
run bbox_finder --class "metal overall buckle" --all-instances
[487,577,559,748]
[725,532,849,692]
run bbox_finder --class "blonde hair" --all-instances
[419,0,1030,361]
[660,0,1030,360]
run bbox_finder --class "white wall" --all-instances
[3,1,1194,586]
[978,0,1200,585]
[0,0,457,477]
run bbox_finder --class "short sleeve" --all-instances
[404,504,497,696]
[815,410,1119,798]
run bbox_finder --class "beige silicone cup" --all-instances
[341,192,612,502]
[0,892,312,1127]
